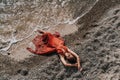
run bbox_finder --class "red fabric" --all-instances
[27,32,67,55]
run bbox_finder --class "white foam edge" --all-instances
[0,27,39,52]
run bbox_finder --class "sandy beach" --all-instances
[0,0,120,80]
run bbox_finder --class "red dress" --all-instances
[27,32,67,55]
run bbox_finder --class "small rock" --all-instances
[21,70,28,76]
[17,69,29,76]
[114,54,119,58]
[94,31,102,37]
[101,63,109,72]
[113,9,120,15]
[75,42,81,45]
[7,52,10,55]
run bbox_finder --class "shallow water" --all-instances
[0,0,97,53]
